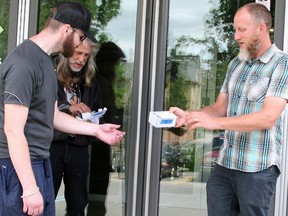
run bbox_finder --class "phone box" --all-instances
[149,111,177,128]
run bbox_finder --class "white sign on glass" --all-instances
[255,0,271,11]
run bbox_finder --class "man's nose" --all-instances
[79,55,86,63]
[234,31,240,41]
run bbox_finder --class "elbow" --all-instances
[263,124,274,130]
[262,117,277,130]
[4,125,16,138]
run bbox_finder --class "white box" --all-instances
[149,111,177,128]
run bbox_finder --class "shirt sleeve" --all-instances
[266,56,288,100]
[3,59,35,107]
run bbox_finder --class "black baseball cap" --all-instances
[49,2,97,43]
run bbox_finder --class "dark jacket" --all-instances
[53,74,101,146]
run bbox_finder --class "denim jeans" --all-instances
[0,158,55,216]
[206,164,280,216]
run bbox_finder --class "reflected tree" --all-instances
[166,75,188,110]
[114,63,127,109]
[204,0,250,94]
[38,0,121,41]
[205,0,275,94]
[0,0,9,63]
[166,36,217,110]
[171,0,275,103]
[165,60,189,110]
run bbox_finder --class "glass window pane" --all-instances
[159,0,269,215]
[38,1,137,215]
[0,1,10,65]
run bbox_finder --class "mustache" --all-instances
[71,61,84,66]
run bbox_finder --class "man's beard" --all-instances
[69,61,82,72]
[238,35,261,61]
[62,35,75,58]
[238,48,250,62]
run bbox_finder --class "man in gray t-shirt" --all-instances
[0,2,124,216]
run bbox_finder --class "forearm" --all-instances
[6,132,38,191]
[215,112,275,132]
[53,101,125,146]
[186,96,286,132]
[216,97,287,132]
[199,104,226,117]
[4,104,38,192]
[54,108,99,136]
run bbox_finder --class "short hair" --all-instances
[238,3,272,31]
[44,7,63,31]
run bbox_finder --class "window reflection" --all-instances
[0,1,10,65]
[160,0,259,215]
[88,41,126,215]
[38,1,136,215]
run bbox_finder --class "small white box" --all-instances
[149,111,177,128]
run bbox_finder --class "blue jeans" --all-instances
[206,164,280,216]
[0,158,55,216]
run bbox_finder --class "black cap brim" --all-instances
[85,31,98,43]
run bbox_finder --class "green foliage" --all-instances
[0,0,9,63]
[183,144,195,171]
[113,63,126,108]
[38,0,121,38]
[203,0,254,96]
[166,76,188,110]
[38,0,59,31]
[174,142,204,172]
[215,61,228,98]
[95,0,121,30]
[204,0,275,96]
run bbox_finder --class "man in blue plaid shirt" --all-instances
[170,3,288,216]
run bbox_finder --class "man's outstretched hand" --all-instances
[96,124,125,145]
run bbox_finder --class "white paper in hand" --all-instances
[76,107,107,124]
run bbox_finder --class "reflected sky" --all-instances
[105,0,217,61]
[169,0,213,39]
[105,0,137,61]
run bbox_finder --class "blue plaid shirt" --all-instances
[217,44,288,172]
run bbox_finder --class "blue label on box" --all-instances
[160,119,173,124]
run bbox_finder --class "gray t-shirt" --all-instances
[0,39,57,159]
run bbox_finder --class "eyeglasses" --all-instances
[73,28,86,42]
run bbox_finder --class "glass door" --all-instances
[38,1,138,215]
[0,0,11,65]
[158,0,274,215]
[159,2,222,215]
[87,0,137,215]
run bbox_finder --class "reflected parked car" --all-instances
[202,134,224,170]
